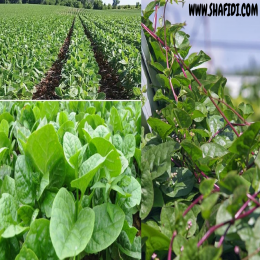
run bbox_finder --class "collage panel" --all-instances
[0,4,140,100]
[0,101,141,259]
[141,0,260,260]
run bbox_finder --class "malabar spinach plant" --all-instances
[0,101,141,260]
[141,1,260,260]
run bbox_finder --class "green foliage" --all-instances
[80,10,141,98]
[0,101,141,259]
[141,1,260,260]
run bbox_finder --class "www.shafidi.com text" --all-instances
[189,3,258,16]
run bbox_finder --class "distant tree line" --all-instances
[0,0,141,10]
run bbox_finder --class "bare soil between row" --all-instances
[32,18,75,100]
[79,16,129,100]
[32,16,129,100]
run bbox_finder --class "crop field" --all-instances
[0,5,140,100]
[0,101,141,259]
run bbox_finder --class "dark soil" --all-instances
[32,18,75,100]
[79,16,130,100]
[133,212,141,236]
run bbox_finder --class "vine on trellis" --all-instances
[141,1,260,260]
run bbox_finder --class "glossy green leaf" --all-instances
[50,188,95,259]
[15,155,36,205]
[229,122,260,156]
[15,247,39,260]
[24,219,58,260]
[85,203,125,254]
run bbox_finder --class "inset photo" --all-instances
[0,101,141,259]
[141,1,260,260]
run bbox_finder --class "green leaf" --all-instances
[71,153,107,194]
[162,167,195,198]
[238,102,254,119]
[50,188,95,259]
[2,175,16,198]
[185,51,211,69]
[90,137,121,177]
[23,219,58,260]
[63,132,82,158]
[147,117,174,139]
[0,193,18,231]
[0,237,19,260]
[181,140,202,162]
[200,193,219,219]
[198,246,222,260]
[122,220,138,244]
[123,134,136,159]
[15,247,39,260]
[85,203,125,254]
[201,143,228,158]
[142,223,170,259]
[140,163,154,220]
[2,225,29,238]
[17,205,34,226]
[40,102,59,121]
[25,124,65,188]
[117,176,141,208]
[160,206,175,238]
[15,155,36,205]
[199,179,216,196]
[0,119,9,138]
[173,108,192,129]
[117,232,141,259]
[229,122,260,156]
[142,141,181,180]
[110,107,123,133]
[40,191,56,218]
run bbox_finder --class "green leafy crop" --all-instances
[0,101,141,260]
[141,1,260,260]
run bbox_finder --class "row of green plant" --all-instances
[56,17,104,100]
[0,101,141,259]
[141,1,260,260]
[92,15,140,49]
[81,13,141,98]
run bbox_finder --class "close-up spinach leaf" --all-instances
[0,101,141,260]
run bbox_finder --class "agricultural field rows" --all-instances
[56,18,103,100]
[81,13,141,97]
[0,101,141,259]
[0,6,73,99]
[92,15,140,48]
[0,5,140,100]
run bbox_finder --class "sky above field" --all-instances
[103,0,137,5]
[142,0,260,74]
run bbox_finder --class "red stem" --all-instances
[174,55,192,90]
[141,22,167,47]
[154,2,158,32]
[163,0,178,102]
[167,230,177,260]
[200,171,220,190]
[217,224,231,247]
[209,123,248,143]
[209,97,239,137]
[235,192,259,218]
[199,192,260,247]
[247,194,260,207]
[213,98,251,126]
[183,194,203,216]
